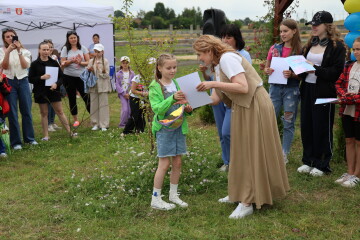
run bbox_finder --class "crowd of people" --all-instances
[0,10,359,219]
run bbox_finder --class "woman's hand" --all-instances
[196,81,214,91]
[50,83,57,90]
[41,74,51,80]
[14,41,21,50]
[173,90,185,101]
[199,64,207,73]
[265,67,274,75]
[283,70,292,78]
[184,105,192,113]
[6,43,16,53]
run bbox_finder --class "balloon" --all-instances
[350,52,356,61]
[344,31,360,48]
[344,12,360,31]
[345,0,360,13]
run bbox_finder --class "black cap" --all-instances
[305,11,333,26]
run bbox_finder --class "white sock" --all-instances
[170,183,178,193]
[153,188,161,197]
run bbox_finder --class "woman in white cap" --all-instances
[87,43,112,131]
[297,11,346,176]
[116,56,135,128]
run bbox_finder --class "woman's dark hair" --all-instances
[219,24,245,51]
[64,31,82,51]
[93,33,100,38]
[2,28,18,48]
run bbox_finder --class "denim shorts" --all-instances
[156,127,187,158]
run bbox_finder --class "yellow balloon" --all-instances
[345,0,360,13]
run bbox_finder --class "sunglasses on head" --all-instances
[43,39,52,43]
[67,30,77,36]
[2,28,14,33]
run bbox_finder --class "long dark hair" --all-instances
[219,24,245,51]
[64,31,82,52]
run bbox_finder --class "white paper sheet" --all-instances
[315,98,338,104]
[45,66,59,86]
[176,72,212,109]
[284,55,316,75]
[268,57,289,84]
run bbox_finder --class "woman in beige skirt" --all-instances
[194,35,289,219]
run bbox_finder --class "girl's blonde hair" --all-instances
[155,53,177,95]
[304,23,344,52]
[193,35,235,71]
[280,19,302,55]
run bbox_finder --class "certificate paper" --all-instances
[45,66,59,86]
[268,57,289,84]
[176,72,212,109]
[284,55,316,75]
[315,98,338,104]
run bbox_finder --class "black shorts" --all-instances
[34,88,62,104]
[342,114,360,140]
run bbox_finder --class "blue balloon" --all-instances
[345,31,360,47]
[351,52,357,61]
[345,12,360,31]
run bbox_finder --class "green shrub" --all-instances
[198,105,215,124]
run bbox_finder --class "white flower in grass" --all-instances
[137,152,145,157]
[130,150,136,154]
[80,178,84,182]
[85,203,90,206]
[189,169,193,173]
[76,228,81,232]
[77,184,81,188]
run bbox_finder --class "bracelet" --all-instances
[18,51,22,55]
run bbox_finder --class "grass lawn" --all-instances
[0,64,359,239]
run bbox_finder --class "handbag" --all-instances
[158,105,184,131]
[80,69,98,93]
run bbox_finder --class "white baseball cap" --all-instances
[120,56,130,63]
[93,43,104,52]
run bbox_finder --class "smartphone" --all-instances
[12,36,18,43]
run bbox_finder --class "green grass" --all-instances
[0,65,359,239]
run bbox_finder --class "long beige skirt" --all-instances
[228,87,290,209]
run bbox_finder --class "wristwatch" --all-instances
[18,51,22,55]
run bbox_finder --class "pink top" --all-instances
[266,45,292,60]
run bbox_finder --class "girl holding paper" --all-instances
[264,19,302,164]
[149,54,192,210]
[194,35,289,219]
[334,37,360,187]
[29,41,72,141]
[297,11,346,176]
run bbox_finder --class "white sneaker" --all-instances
[218,195,233,203]
[91,126,99,131]
[13,144,22,150]
[229,203,253,219]
[30,141,38,145]
[309,168,324,177]
[52,124,62,130]
[283,151,288,164]
[151,195,176,210]
[297,164,313,173]
[48,124,56,132]
[335,173,350,184]
[0,153,7,158]
[101,128,107,131]
[169,192,188,207]
[341,175,360,188]
[219,164,229,172]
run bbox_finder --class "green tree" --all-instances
[154,2,167,19]
[114,10,124,18]
[151,16,166,29]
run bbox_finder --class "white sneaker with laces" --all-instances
[335,173,350,184]
[30,141,38,145]
[52,124,62,130]
[101,128,107,131]
[13,145,22,150]
[309,168,324,177]
[297,164,313,173]
[341,175,360,188]
[91,126,99,131]
[229,203,253,219]
[151,195,176,210]
[169,191,188,207]
[219,164,229,172]
[218,195,232,203]
[48,124,56,132]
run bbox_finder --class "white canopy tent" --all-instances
[0,0,115,67]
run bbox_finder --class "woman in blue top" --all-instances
[200,24,252,172]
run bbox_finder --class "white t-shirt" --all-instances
[0,48,31,79]
[305,51,324,84]
[121,71,130,92]
[219,52,245,80]
[60,45,89,77]
[129,74,147,98]
[163,80,177,93]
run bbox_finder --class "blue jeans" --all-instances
[212,102,231,165]
[48,103,55,124]
[269,84,300,154]
[6,77,35,146]
[0,139,5,153]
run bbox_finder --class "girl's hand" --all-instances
[141,91,148,97]
[174,99,188,105]
[265,67,274,75]
[87,66,94,72]
[41,74,51,80]
[173,90,185,100]
[196,81,213,91]
[184,105,192,113]
[199,64,207,73]
[50,83,57,90]
[283,70,292,78]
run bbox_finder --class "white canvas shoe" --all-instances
[297,164,313,173]
[48,124,56,132]
[309,168,324,177]
[229,203,253,219]
[341,175,360,188]
[169,191,188,207]
[151,195,176,210]
[91,126,99,131]
[218,195,232,203]
[335,173,350,184]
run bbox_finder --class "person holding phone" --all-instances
[0,28,37,150]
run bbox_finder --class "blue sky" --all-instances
[89,0,348,21]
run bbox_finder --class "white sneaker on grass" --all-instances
[218,195,232,204]
[13,145,22,150]
[91,126,99,131]
[341,175,360,188]
[335,173,350,184]
[101,128,107,132]
[151,195,176,210]
[229,203,253,219]
[309,168,324,177]
[219,164,229,172]
[297,164,313,173]
[0,153,7,158]
[48,124,56,132]
[52,123,62,130]
[169,192,188,207]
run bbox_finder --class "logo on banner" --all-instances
[1,8,11,14]
[15,8,22,15]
